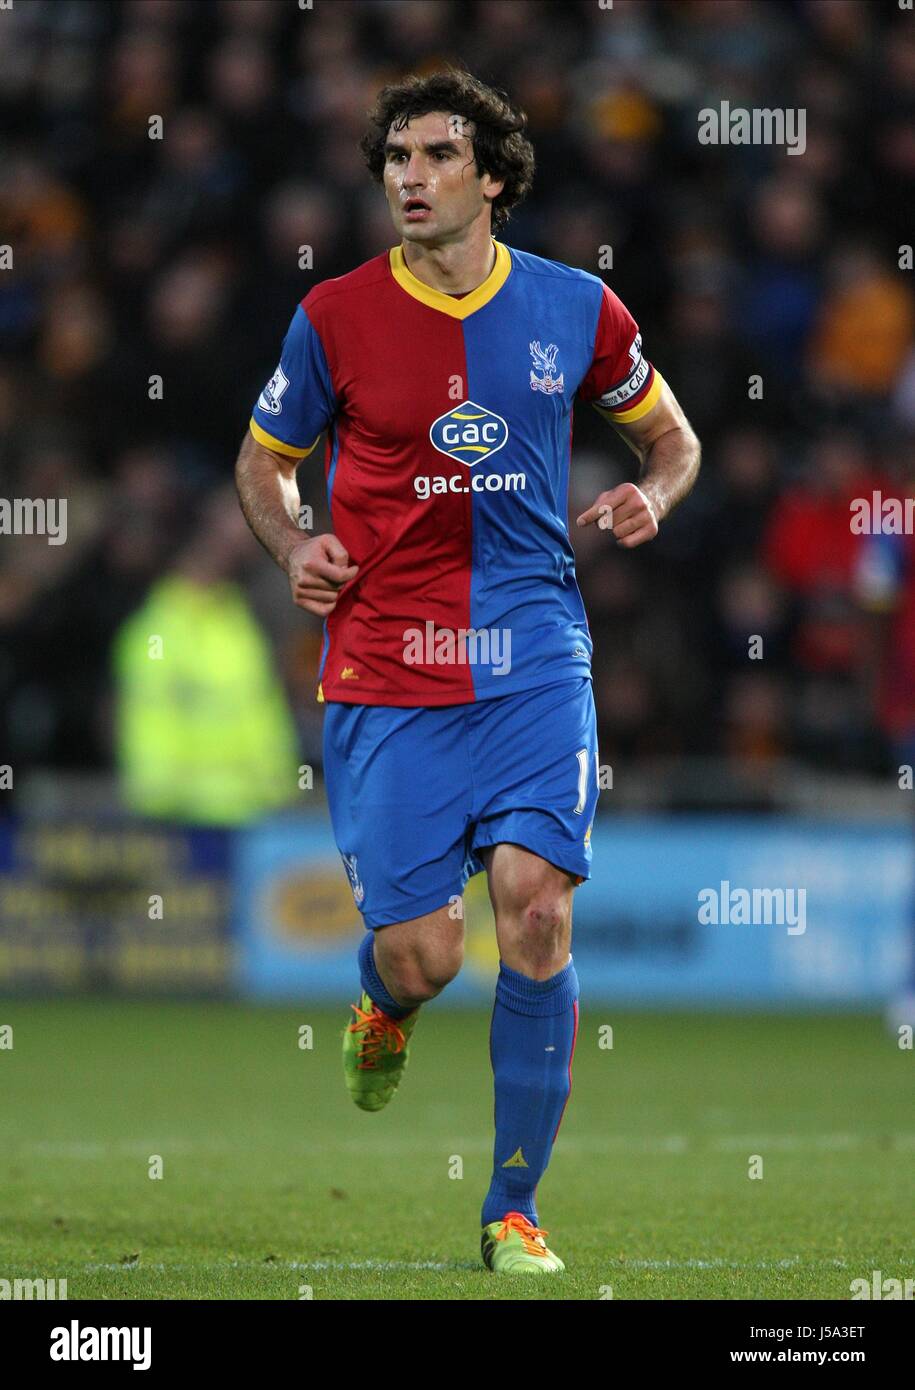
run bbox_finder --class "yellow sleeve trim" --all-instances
[249,416,320,459]
[593,369,664,425]
[316,681,325,703]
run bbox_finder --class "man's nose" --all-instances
[403,154,426,185]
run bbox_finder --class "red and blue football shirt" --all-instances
[250,238,660,706]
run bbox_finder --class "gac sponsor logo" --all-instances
[429,401,508,466]
[414,472,526,500]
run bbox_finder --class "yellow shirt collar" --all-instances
[389,239,512,319]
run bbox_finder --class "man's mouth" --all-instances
[403,198,432,220]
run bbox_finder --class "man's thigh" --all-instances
[469,677,600,886]
[482,842,578,913]
[323,700,477,928]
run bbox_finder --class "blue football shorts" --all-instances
[322,676,600,929]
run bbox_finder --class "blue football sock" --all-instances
[481,957,580,1229]
[357,932,414,1020]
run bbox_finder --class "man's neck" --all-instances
[401,229,496,296]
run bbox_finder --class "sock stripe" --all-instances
[551,997,579,1144]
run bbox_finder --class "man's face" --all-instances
[382,110,505,245]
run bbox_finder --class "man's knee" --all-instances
[511,896,570,972]
[488,849,574,977]
[498,860,572,938]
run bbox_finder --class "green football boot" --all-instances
[342,991,419,1112]
[481,1211,566,1274]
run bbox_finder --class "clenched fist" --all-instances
[286,533,359,616]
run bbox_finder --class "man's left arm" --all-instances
[576,377,701,548]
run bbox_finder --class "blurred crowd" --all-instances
[1,0,914,817]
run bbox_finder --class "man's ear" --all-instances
[481,170,505,200]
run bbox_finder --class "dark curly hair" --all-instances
[360,67,535,235]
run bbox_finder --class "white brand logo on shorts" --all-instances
[341,853,365,906]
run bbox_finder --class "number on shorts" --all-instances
[574,747,589,815]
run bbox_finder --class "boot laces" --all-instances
[495,1211,550,1258]
[347,1001,407,1070]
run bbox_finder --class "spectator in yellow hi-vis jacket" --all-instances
[113,486,299,826]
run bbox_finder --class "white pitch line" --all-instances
[16,1134,915,1159]
[81,1259,457,1273]
[618,1257,850,1270]
[711,1134,861,1151]
[77,1256,862,1275]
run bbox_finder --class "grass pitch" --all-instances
[0,1000,911,1300]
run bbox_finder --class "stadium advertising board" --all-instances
[0,819,232,993]
[235,816,912,1006]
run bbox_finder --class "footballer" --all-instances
[236,69,701,1275]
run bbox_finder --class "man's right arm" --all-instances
[235,429,306,571]
[234,429,357,617]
